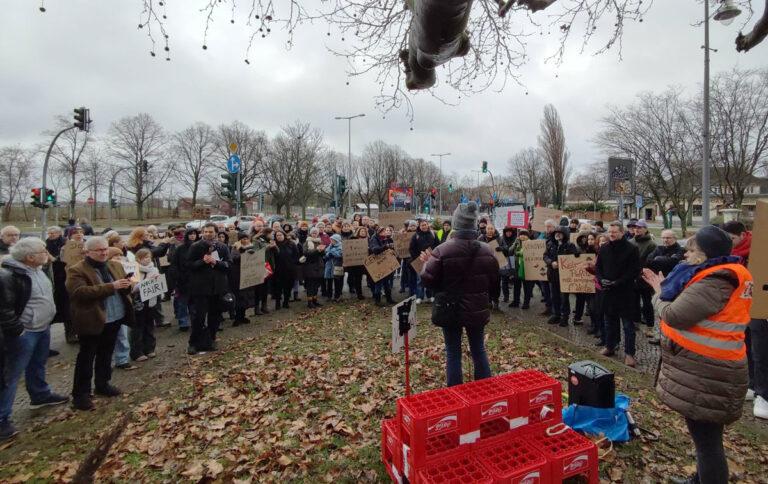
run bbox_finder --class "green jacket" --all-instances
[511,239,525,279]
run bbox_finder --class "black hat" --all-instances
[695,225,733,259]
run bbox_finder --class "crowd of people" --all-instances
[0,206,765,481]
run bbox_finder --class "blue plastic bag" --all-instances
[562,393,631,442]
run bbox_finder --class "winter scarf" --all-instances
[659,255,742,301]
[732,231,751,259]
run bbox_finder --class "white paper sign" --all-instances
[138,273,168,302]
[120,261,140,283]
[391,296,418,354]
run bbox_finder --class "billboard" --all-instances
[608,157,635,197]
[388,185,413,209]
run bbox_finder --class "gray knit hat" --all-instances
[695,225,733,259]
[452,202,479,231]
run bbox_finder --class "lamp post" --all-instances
[430,152,450,215]
[334,113,365,216]
[702,0,741,225]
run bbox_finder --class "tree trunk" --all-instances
[137,200,144,220]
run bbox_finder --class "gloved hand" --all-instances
[495,246,504,252]
[600,279,614,289]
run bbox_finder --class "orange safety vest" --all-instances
[660,263,753,361]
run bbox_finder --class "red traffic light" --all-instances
[31,188,41,196]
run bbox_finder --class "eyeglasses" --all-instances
[88,248,109,253]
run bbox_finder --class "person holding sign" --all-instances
[478,224,503,310]
[509,230,535,309]
[229,233,257,326]
[269,230,300,310]
[301,228,327,308]
[368,226,396,306]
[129,249,161,362]
[323,234,344,303]
[66,236,135,411]
[409,219,437,303]
[346,227,370,301]
[543,226,579,327]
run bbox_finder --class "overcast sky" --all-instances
[1,0,765,181]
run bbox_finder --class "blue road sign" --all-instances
[635,194,643,209]
[227,154,241,174]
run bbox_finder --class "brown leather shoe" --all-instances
[624,355,637,368]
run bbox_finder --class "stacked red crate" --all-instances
[449,376,519,446]
[524,425,600,484]
[500,370,563,429]
[475,436,551,483]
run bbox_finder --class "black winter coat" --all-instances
[271,241,300,283]
[186,239,231,296]
[0,262,32,338]
[229,245,257,309]
[369,234,394,255]
[647,243,685,276]
[409,229,437,259]
[595,238,640,317]
[420,233,500,328]
[301,239,326,279]
[544,232,579,282]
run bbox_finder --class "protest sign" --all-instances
[493,206,528,230]
[120,261,140,283]
[522,240,548,281]
[530,207,562,233]
[391,296,418,354]
[342,238,369,267]
[240,249,266,289]
[570,233,579,245]
[749,200,768,318]
[410,256,425,274]
[60,240,85,265]
[557,254,596,294]
[138,273,168,302]
[364,250,400,282]
[158,255,171,267]
[394,232,415,259]
[486,240,509,269]
[378,211,412,229]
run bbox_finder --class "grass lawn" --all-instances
[1,302,766,482]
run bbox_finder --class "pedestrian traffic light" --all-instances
[430,187,437,199]
[220,173,236,201]
[110,198,118,209]
[481,161,488,173]
[45,189,56,206]
[73,107,91,132]
[448,183,453,193]
[30,188,42,208]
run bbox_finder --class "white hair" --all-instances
[47,225,62,234]
[544,219,557,228]
[10,237,45,261]
[84,236,108,250]
[661,229,676,239]
[1,225,20,236]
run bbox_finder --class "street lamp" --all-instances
[430,152,450,215]
[334,113,365,216]
[702,0,741,225]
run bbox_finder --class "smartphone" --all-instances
[125,272,135,279]
[158,232,166,239]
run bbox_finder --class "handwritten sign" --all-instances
[364,250,400,283]
[60,240,85,265]
[342,238,369,267]
[158,255,171,267]
[494,208,528,230]
[410,256,425,274]
[530,207,562,233]
[120,261,140,283]
[378,211,411,229]
[240,248,266,289]
[557,254,596,294]
[486,240,509,269]
[394,232,415,259]
[522,240,548,281]
[138,273,168,302]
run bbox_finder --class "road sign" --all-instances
[635,195,644,209]
[87,197,95,205]
[229,142,238,153]
[227,154,241,174]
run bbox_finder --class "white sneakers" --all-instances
[754,395,768,420]
[746,388,755,401]
[415,298,422,304]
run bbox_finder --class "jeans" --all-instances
[748,319,768,398]
[574,294,592,321]
[112,325,131,366]
[442,325,492,387]
[605,314,635,356]
[130,307,157,359]
[173,292,190,328]
[415,274,431,300]
[73,322,121,396]
[373,275,394,299]
[189,295,221,351]
[500,274,511,301]
[0,328,53,422]
[539,281,552,309]
[685,418,728,484]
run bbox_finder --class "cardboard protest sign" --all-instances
[391,296,418,354]
[158,255,171,267]
[394,232,415,259]
[378,211,412,229]
[522,240,548,281]
[342,238,369,267]
[138,273,168,302]
[570,233,579,245]
[749,200,768,318]
[410,256,425,274]
[486,240,509,269]
[60,240,85,265]
[239,248,266,289]
[493,207,528,230]
[557,254,596,294]
[364,250,400,282]
[530,207,562,233]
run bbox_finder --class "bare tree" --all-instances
[107,113,171,220]
[46,115,92,217]
[708,68,768,207]
[569,162,607,210]
[507,147,550,207]
[82,148,109,221]
[357,141,408,210]
[0,146,35,222]
[538,104,570,208]
[213,121,269,202]
[171,122,217,207]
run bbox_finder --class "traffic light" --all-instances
[481,161,488,173]
[30,188,42,208]
[73,107,91,132]
[220,173,236,200]
[110,198,118,209]
[45,189,56,206]
[142,160,149,173]
[430,187,437,199]
[448,183,453,193]
[337,175,347,196]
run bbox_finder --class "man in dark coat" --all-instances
[420,202,499,387]
[185,223,231,355]
[596,221,641,367]
[647,229,684,276]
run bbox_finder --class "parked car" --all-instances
[185,214,229,230]
[266,215,285,227]
[225,215,255,227]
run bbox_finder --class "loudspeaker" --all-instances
[568,360,615,408]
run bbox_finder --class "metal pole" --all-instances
[702,0,711,225]
[41,126,76,239]
[236,169,242,217]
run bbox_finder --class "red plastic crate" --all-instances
[526,425,599,484]
[402,432,469,481]
[501,370,562,427]
[450,377,520,444]
[475,437,550,484]
[418,454,494,484]
[381,418,403,475]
